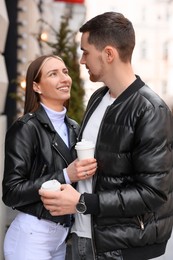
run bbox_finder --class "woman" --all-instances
[2,55,97,260]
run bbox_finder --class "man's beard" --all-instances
[89,71,103,83]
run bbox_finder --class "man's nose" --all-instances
[80,55,85,64]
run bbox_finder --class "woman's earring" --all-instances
[33,82,41,94]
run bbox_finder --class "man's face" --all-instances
[80,32,105,83]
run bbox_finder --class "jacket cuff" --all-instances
[83,192,99,215]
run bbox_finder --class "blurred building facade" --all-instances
[0,0,9,257]
[0,0,85,259]
[0,0,173,259]
[83,0,173,111]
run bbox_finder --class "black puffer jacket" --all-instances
[80,76,173,260]
[2,105,79,226]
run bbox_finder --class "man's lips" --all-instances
[86,67,91,75]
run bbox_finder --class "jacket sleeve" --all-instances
[2,120,63,208]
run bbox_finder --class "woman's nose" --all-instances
[60,73,71,83]
[60,73,68,80]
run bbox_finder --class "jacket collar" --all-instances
[34,105,77,163]
[78,75,145,140]
[34,105,56,133]
[112,75,145,105]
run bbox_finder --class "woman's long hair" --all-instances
[24,54,68,114]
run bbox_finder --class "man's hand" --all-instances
[39,184,80,216]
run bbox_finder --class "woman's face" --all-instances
[33,57,72,111]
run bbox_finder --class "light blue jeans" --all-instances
[4,212,69,260]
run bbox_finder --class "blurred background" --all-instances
[0,0,173,259]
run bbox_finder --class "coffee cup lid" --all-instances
[41,179,61,190]
[75,139,95,150]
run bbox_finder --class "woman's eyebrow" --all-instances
[46,68,68,75]
[46,69,58,75]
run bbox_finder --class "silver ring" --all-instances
[84,172,88,177]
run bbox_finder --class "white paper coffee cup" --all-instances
[41,179,61,191]
[75,139,95,160]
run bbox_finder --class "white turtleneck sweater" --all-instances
[41,103,71,184]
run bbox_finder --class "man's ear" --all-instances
[33,82,42,94]
[104,46,117,63]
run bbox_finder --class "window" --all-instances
[141,41,147,60]
[163,41,168,60]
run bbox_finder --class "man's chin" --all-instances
[89,75,97,82]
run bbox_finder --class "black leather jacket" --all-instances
[2,105,79,226]
[80,76,173,260]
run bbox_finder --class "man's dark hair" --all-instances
[79,12,135,62]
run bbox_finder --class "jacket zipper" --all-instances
[91,106,111,259]
[137,216,144,230]
[79,89,113,258]
[52,143,68,166]
[40,164,47,177]
[78,91,106,140]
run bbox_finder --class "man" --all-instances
[39,12,173,260]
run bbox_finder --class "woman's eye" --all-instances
[50,72,57,77]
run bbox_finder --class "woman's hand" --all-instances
[66,158,97,182]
